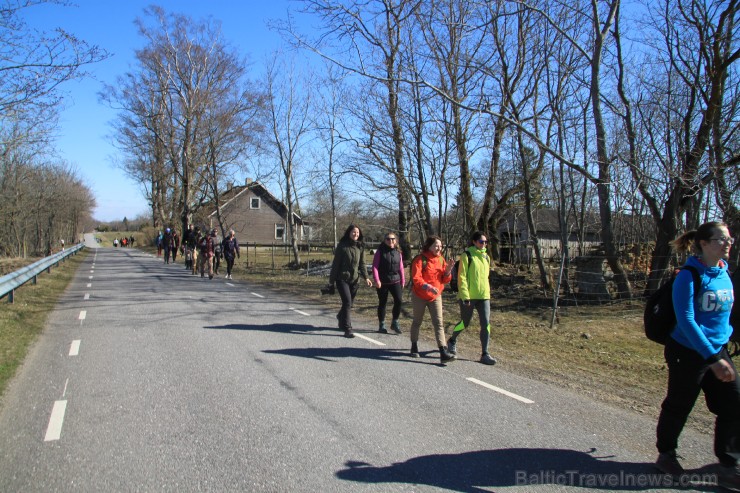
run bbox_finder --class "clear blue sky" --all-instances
[23,1,297,223]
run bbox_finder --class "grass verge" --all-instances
[0,250,88,397]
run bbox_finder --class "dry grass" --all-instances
[0,250,88,397]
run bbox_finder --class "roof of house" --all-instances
[499,207,655,241]
[208,181,304,224]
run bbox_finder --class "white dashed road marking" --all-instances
[251,292,264,298]
[466,377,534,404]
[44,400,67,442]
[289,308,310,316]
[69,340,80,356]
[83,294,89,300]
[78,311,86,321]
[354,333,386,346]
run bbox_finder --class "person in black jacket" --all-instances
[372,232,405,334]
[329,224,373,338]
[221,229,240,280]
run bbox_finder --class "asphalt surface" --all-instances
[0,238,720,492]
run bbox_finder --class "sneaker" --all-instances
[447,338,457,355]
[440,347,456,363]
[480,353,497,365]
[390,320,402,334]
[378,322,388,334]
[655,451,685,477]
[718,464,740,492]
[410,343,420,358]
[344,329,355,338]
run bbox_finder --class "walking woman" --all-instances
[409,235,456,364]
[372,232,405,334]
[447,231,496,365]
[329,224,373,338]
[654,221,739,490]
[222,229,240,280]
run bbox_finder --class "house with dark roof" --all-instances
[198,179,309,244]
[497,208,653,263]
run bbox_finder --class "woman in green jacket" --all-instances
[329,224,373,338]
[447,231,496,365]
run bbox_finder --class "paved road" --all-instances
[0,245,718,492]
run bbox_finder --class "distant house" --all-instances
[497,208,653,263]
[200,179,310,244]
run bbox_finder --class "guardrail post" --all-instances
[33,275,37,285]
[8,289,13,304]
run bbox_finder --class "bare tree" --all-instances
[265,53,314,265]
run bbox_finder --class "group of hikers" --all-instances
[112,236,135,248]
[327,221,740,491]
[157,225,241,280]
[328,224,496,366]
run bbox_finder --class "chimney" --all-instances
[246,178,253,185]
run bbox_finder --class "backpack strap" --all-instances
[681,265,702,301]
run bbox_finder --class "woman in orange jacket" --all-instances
[409,235,456,363]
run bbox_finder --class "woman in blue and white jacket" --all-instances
[655,221,738,489]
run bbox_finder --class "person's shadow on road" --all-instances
[335,448,718,491]
[203,323,434,364]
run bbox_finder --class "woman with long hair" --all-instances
[408,235,456,364]
[329,224,373,338]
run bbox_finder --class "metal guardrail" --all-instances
[0,243,85,303]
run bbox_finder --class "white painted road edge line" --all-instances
[251,292,264,298]
[225,283,234,287]
[69,340,81,356]
[289,308,311,316]
[44,400,67,442]
[354,333,386,346]
[78,311,86,321]
[466,377,534,404]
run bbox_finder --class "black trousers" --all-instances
[335,280,358,331]
[225,255,235,275]
[657,338,740,466]
[376,282,403,322]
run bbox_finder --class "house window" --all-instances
[275,224,285,240]
[250,197,260,209]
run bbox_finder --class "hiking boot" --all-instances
[390,319,402,334]
[410,342,420,358]
[447,338,457,355]
[378,322,388,334]
[344,329,355,338]
[440,346,456,363]
[655,451,685,477]
[480,353,497,365]
[718,464,740,492]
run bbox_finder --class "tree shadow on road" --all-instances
[335,448,718,491]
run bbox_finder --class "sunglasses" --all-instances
[477,239,488,244]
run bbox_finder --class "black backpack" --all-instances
[449,250,490,293]
[644,265,701,344]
